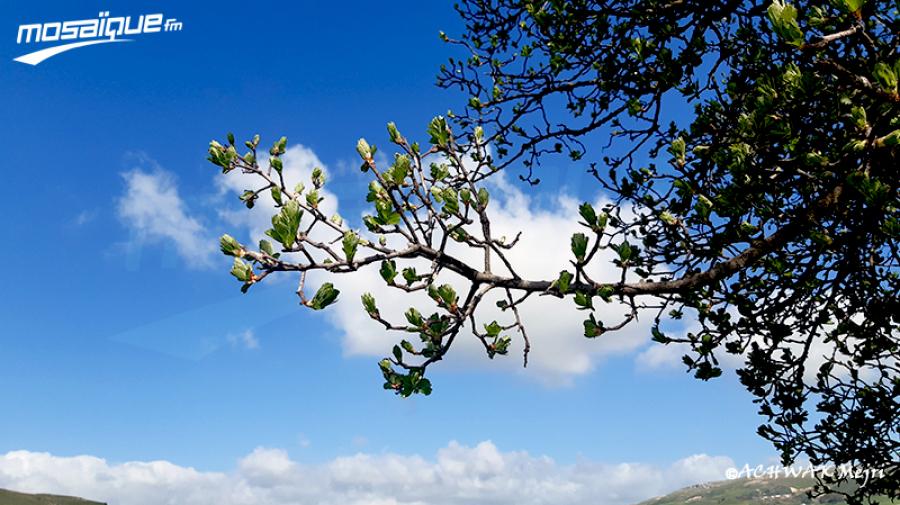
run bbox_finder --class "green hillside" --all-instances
[0,488,105,505]
[637,477,895,505]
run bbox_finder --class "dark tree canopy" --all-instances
[207,0,899,502]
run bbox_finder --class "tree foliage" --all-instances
[207,1,899,502]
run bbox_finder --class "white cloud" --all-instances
[326,172,654,384]
[636,341,688,372]
[0,442,735,505]
[227,329,260,350]
[212,142,661,383]
[238,447,296,486]
[117,167,216,268]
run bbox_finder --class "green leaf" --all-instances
[879,129,900,147]
[660,210,677,226]
[239,190,257,209]
[556,270,573,294]
[387,122,402,143]
[380,260,397,283]
[488,336,511,358]
[571,233,589,260]
[427,116,451,147]
[694,195,713,221]
[477,188,490,209]
[219,234,242,257]
[767,0,804,47]
[230,258,253,282]
[873,62,898,92]
[450,227,468,242]
[838,0,866,13]
[415,377,432,395]
[267,200,302,248]
[583,314,603,338]
[207,140,235,172]
[311,167,326,188]
[387,155,411,185]
[306,189,320,208]
[574,291,593,310]
[363,216,380,232]
[460,188,472,205]
[373,199,401,226]
[442,188,460,215]
[361,293,378,315]
[579,202,597,228]
[258,239,275,256]
[694,362,723,380]
[668,136,686,165]
[342,231,360,263]
[308,283,340,310]
[851,106,868,130]
[484,321,502,337]
[597,285,615,302]
[405,307,424,327]
[270,156,283,173]
[617,241,633,262]
[597,212,608,230]
[627,97,643,116]
[430,163,450,181]
[402,267,418,285]
[356,138,372,161]
[436,284,458,308]
[270,185,283,205]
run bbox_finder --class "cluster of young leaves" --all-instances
[209,134,346,307]
[436,0,899,502]
[208,115,581,399]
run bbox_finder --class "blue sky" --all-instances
[0,2,775,503]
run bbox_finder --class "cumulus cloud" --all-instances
[117,166,216,268]
[636,341,688,372]
[326,173,654,384]
[0,442,735,505]
[210,141,661,383]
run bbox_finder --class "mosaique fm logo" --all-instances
[15,11,183,65]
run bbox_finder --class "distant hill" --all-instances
[635,476,895,505]
[0,488,105,505]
